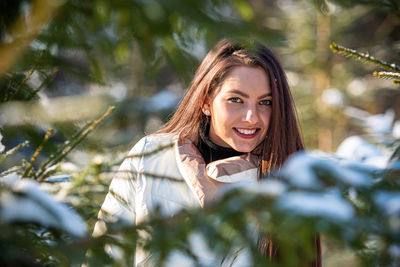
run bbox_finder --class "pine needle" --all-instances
[38,120,92,175]
[105,169,184,183]
[27,67,58,99]
[124,143,175,160]
[10,68,35,101]
[38,166,58,183]
[0,140,30,164]
[23,129,53,179]
[36,106,115,180]
[0,166,22,177]
[330,42,400,72]
[5,140,30,156]
[9,50,47,101]
[373,71,400,84]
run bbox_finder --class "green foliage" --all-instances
[2,0,279,86]
[0,106,114,182]
[4,148,397,266]
[0,0,399,266]
[331,42,400,84]
[373,71,400,84]
[35,106,115,181]
[326,0,400,17]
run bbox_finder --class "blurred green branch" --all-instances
[0,0,62,76]
[124,143,175,159]
[331,42,400,85]
[373,71,400,84]
[36,106,115,181]
[10,68,35,101]
[330,42,400,72]
[23,128,53,179]
[0,140,29,165]
[27,67,58,100]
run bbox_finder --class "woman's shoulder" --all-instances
[127,132,178,156]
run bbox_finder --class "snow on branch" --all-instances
[0,174,87,238]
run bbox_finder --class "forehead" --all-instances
[217,66,271,95]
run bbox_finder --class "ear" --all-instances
[202,103,211,116]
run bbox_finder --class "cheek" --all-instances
[212,103,235,127]
[261,109,272,129]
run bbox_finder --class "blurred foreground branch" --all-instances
[330,42,400,84]
[0,0,63,76]
[36,106,115,181]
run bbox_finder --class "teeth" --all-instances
[237,128,256,135]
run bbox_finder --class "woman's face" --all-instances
[204,66,272,152]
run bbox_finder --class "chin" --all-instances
[231,145,255,153]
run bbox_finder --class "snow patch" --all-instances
[337,136,383,161]
[280,151,374,188]
[278,151,324,189]
[277,189,354,221]
[0,132,4,153]
[0,174,86,238]
[374,191,400,216]
[238,179,287,197]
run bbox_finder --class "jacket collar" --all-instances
[174,135,258,208]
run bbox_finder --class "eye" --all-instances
[259,99,272,106]
[228,97,243,103]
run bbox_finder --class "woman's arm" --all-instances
[93,137,147,236]
[93,156,137,237]
[91,138,147,266]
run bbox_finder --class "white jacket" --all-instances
[94,133,259,266]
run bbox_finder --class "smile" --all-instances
[233,128,260,138]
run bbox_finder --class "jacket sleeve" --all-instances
[93,137,146,237]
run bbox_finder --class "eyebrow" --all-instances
[229,90,272,99]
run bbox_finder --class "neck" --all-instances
[197,127,245,164]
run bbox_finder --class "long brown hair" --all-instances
[158,38,321,266]
[158,38,304,176]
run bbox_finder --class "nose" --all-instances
[243,105,259,124]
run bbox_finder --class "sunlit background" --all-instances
[0,0,399,266]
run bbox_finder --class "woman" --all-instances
[94,39,321,266]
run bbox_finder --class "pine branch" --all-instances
[23,129,53,179]
[36,106,115,181]
[9,68,35,101]
[38,166,58,182]
[388,143,400,164]
[330,42,400,72]
[0,140,30,164]
[0,166,22,177]
[124,143,175,159]
[37,120,92,175]
[104,169,184,183]
[27,68,58,99]
[8,50,47,101]
[373,71,400,84]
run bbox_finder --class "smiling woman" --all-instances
[94,39,321,266]
[205,66,272,152]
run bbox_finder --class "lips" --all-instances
[233,127,260,139]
